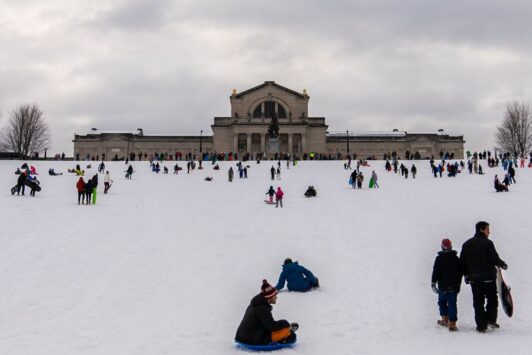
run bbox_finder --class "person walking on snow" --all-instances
[84,178,93,205]
[76,177,86,204]
[270,166,276,180]
[228,167,234,182]
[460,221,508,333]
[356,172,364,189]
[275,258,319,292]
[411,164,417,179]
[16,171,26,195]
[275,187,284,208]
[266,186,275,204]
[371,170,379,188]
[235,280,297,346]
[350,170,357,189]
[104,171,113,194]
[431,238,462,331]
[126,164,133,179]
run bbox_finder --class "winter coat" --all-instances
[431,250,462,292]
[266,187,275,197]
[275,189,284,199]
[275,261,317,292]
[91,174,98,188]
[104,174,111,184]
[235,294,290,345]
[17,173,26,186]
[85,180,93,194]
[76,179,85,192]
[460,233,507,283]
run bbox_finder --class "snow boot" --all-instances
[448,321,458,332]
[437,316,449,327]
[488,322,500,329]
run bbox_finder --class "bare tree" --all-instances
[495,101,532,157]
[0,104,51,159]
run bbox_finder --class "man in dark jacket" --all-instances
[16,172,26,195]
[460,221,508,332]
[275,258,319,292]
[235,280,297,345]
[431,239,462,331]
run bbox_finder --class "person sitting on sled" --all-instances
[304,186,317,197]
[275,258,319,292]
[235,280,297,346]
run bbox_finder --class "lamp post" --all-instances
[346,130,350,154]
[200,130,203,153]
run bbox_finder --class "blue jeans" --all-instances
[438,290,458,322]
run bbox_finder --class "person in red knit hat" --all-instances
[431,238,462,331]
[235,280,298,345]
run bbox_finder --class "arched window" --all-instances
[253,105,262,118]
[252,101,288,118]
[277,105,287,118]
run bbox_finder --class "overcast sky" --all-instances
[1,0,531,154]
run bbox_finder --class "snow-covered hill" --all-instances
[1,159,531,354]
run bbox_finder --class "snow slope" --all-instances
[1,159,531,354]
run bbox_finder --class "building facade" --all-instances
[73,81,465,160]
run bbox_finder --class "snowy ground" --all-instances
[1,159,531,355]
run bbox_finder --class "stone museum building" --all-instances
[73,81,465,160]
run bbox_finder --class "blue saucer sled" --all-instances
[235,340,296,351]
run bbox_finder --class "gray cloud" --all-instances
[1,0,531,154]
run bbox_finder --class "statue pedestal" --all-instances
[266,137,281,155]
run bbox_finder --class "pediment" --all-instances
[234,81,306,99]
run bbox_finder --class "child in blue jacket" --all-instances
[275,258,319,292]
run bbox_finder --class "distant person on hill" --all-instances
[98,161,105,173]
[270,166,275,180]
[350,170,357,189]
[304,186,317,197]
[275,258,319,292]
[76,177,86,204]
[411,164,417,179]
[371,170,379,188]
[104,171,113,194]
[84,178,93,205]
[356,172,364,189]
[265,186,275,204]
[228,167,234,182]
[126,164,133,179]
[48,168,62,176]
[275,186,284,208]
[431,238,462,332]
[235,280,297,346]
[16,171,26,195]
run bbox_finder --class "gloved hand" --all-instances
[431,283,438,294]
[290,322,299,332]
[500,263,508,270]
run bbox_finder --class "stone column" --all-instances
[288,134,293,155]
[261,133,266,153]
[246,133,252,153]
[233,133,238,153]
[302,134,306,154]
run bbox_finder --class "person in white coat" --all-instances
[104,171,113,194]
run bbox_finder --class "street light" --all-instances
[200,130,203,153]
[346,130,350,154]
